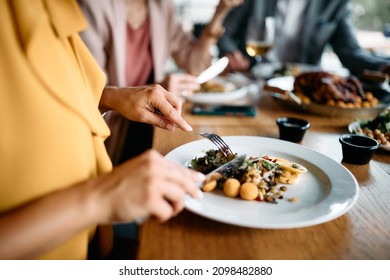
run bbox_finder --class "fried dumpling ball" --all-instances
[201,173,222,192]
[223,178,241,198]
[240,182,258,200]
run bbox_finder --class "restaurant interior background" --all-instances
[171,0,390,72]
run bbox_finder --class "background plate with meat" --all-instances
[265,74,390,118]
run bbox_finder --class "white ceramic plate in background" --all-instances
[186,78,249,104]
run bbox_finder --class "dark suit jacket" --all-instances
[217,0,389,76]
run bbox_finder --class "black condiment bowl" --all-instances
[339,134,380,165]
[276,117,310,142]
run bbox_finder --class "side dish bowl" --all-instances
[339,134,380,164]
[276,117,310,142]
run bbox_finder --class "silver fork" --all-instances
[193,132,234,157]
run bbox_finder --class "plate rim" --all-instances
[165,136,359,229]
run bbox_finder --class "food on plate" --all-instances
[189,150,307,203]
[189,149,236,174]
[199,80,227,93]
[223,178,241,198]
[202,173,222,192]
[265,157,307,174]
[293,71,378,108]
[197,77,237,94]
[353,109,390,146]
[239,182,258,200]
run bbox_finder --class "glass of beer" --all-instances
[245,16,275,78]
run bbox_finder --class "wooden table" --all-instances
[137,94,390,260]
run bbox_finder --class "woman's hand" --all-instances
[199,0,243,47]
[226,50,250,72]
[216,0,243,13]
[92,150,205,223]
[0,150,204,259]
[101,84,192,131]
[160,73,200,97]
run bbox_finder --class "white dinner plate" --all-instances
[186,78,248,104]
[348,121,390,152]
[165,136,359,229]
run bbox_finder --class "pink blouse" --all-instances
[125,17,153,86]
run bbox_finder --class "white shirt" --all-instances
[267,0,309,63]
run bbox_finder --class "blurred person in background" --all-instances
[78,0,242,166]
[217,0,390,76]
[0,0,204,260]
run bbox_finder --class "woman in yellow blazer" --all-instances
[0,0,203,259]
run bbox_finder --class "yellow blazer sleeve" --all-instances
[0,0,112,259]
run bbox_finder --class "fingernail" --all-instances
[183,122,193,131]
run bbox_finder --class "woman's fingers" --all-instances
[145,182,186,221]
[143,153,204,219]
[107,150,205,223]
[149,87,193,131]
[159,159,205,198]
[121,84,192,131]
[146,172,204,222]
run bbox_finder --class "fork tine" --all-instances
[220,140,234,156]
[192,132,234,156]
[211,135,234,156]
[209,137,228,157]
[207,134,232,156]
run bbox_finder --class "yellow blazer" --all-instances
[0,0,112,259]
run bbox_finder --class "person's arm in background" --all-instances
[168,0,243,75]
[330,0,390,77]
[217,0,253,72]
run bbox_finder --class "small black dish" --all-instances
[339,134,380,165]
[276,117,310,142]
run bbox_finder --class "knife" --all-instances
[201,154,246,190]
[196,56,229,84]
[263,84,302,105]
